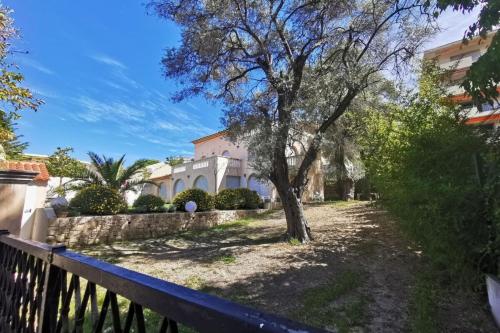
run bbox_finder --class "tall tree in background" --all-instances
[0,113,27,159]
[432,0,499,103]
[46,147,88,178]
[151,0,434,242]
[0,6,42,158]
[165,155,184,167]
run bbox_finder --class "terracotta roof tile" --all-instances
[0,160,50,183]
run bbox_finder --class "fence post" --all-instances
[37,244,66,333]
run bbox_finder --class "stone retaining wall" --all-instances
[47,209,267,246]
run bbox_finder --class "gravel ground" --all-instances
[79,201,497,332]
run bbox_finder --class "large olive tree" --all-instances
[151,0,434,242]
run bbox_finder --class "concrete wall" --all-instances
[20,183,48,238]
[0,183,27,235]
[46,209,268,246]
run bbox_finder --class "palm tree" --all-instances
[71,152,157,194]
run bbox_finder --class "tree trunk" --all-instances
[339,178,354,201]
[279,187,312,243]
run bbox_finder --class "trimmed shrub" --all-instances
[133,194,165,213]
[214,189,242,210]
[235,188,262,209]
[172,188,214,212]
[69,185,127,215]
[214,188,262,210]
[164,203,176,212]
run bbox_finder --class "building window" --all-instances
[193,175,209,191]
[479,102,499,112]
[226,176,241,189]
[222,150,230,157]
[450,50,480,62]
[173,179,185,195]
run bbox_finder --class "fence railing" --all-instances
[0,230,328,333]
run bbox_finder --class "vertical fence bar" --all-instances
[37,244,66,333]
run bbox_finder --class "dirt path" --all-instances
[80,202,496,332]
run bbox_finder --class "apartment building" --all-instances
[423,31,500,128]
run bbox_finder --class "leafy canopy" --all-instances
[71,152,157,194]
[151,0,434,180]
[46,147,88,178]
[0,6,42,149]
[165,155,184,167]
[359,62,500,284]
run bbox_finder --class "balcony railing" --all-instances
[0,230,327,333]
[287,155,304,168]
[192,160,209,170]
[228,158,241,168]
[172,156,243,177]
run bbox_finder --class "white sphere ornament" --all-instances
[185,201,197,213]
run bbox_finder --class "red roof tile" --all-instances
[0,160,50,183]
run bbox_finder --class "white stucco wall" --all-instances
[20,183,48,239]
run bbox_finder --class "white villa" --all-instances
[141,130,324,203]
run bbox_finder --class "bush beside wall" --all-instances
[173,188,214,212]
[69,185,127,216]
[133,194,165,213]
[214,188,262,210]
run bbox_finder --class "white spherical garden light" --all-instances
[185,201,197,213]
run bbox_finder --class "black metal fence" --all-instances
[0,230,328,333]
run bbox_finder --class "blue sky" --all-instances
[5,1,479,162]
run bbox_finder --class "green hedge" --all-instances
[360,64,500,285]
[133,194,165,213]
[69,185,127,215]
[214,188,261,210]
[172,188,214,212]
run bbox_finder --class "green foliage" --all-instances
[70,152,157,194]
[295,270,366,332]
[214,188,262,210]
[361,63,500,284]
[0,112,27,159]
[173,188,214,212]
[164,203,176,212]
[409,270,440,333]
[46,147,87,178]
[0,7,42,153]
[69,185,127,216]
[133,194,165,213]
[214,188,240,210]
[165,155,184,167]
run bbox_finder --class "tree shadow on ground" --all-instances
[194,204,421,332]
[79,211,286,265]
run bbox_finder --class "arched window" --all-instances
[222,150,230,157]
[173,179,185,195]
[159,182,168,199]
[247,174,270,198]
[193,175,209,191]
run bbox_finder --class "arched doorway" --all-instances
[173,179,185,196]
[193,175,209,191]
